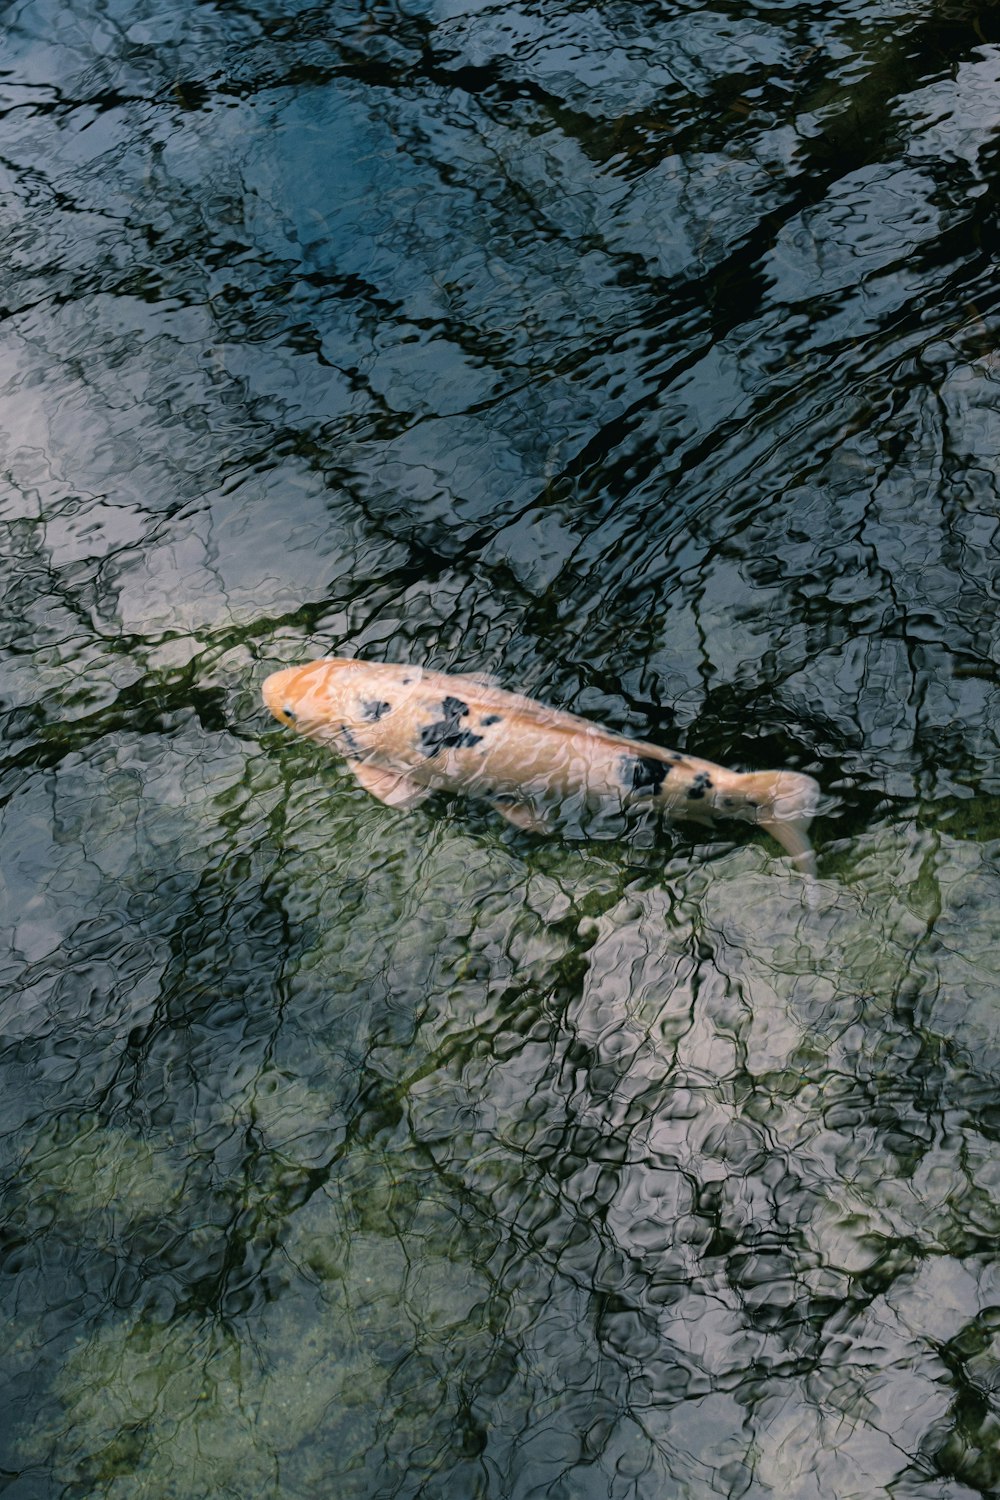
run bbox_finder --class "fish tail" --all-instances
[737,769,820,876]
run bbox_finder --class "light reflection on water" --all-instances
[2,0,1000,1495]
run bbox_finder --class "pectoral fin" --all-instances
[492,798,551,834]
[350,762,432,809]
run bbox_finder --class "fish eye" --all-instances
[282,705,297,721]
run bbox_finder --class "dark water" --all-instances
[2,0,1000,1494]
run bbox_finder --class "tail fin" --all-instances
[738,770,820,876]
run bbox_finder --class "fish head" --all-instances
[262,658,368,735]
[262,657,424,755]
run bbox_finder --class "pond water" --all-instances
[2,0,1000,1495]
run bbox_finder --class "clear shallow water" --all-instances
[1,0,1000,1494]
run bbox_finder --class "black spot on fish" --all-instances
[686,771,713,801]
[361,699,391,722]
[282,705,297,721]
[420,696,484,758]
[340,724,360,755]
[723,796,735,808]
[620,754,670,796]
[481,713,502,726]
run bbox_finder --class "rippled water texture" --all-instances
[2,0,1000,1495]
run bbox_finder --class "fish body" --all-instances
[262,658,819,873]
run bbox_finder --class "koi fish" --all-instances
[262,658,820,874]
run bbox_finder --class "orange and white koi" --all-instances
[262,658,820,873]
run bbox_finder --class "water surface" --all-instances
[2,0,1000,1495]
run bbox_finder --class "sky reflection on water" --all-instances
[1,0,1000,1496]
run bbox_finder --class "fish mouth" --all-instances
[262,666,306,723]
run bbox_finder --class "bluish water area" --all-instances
[2,0,1000,1495]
